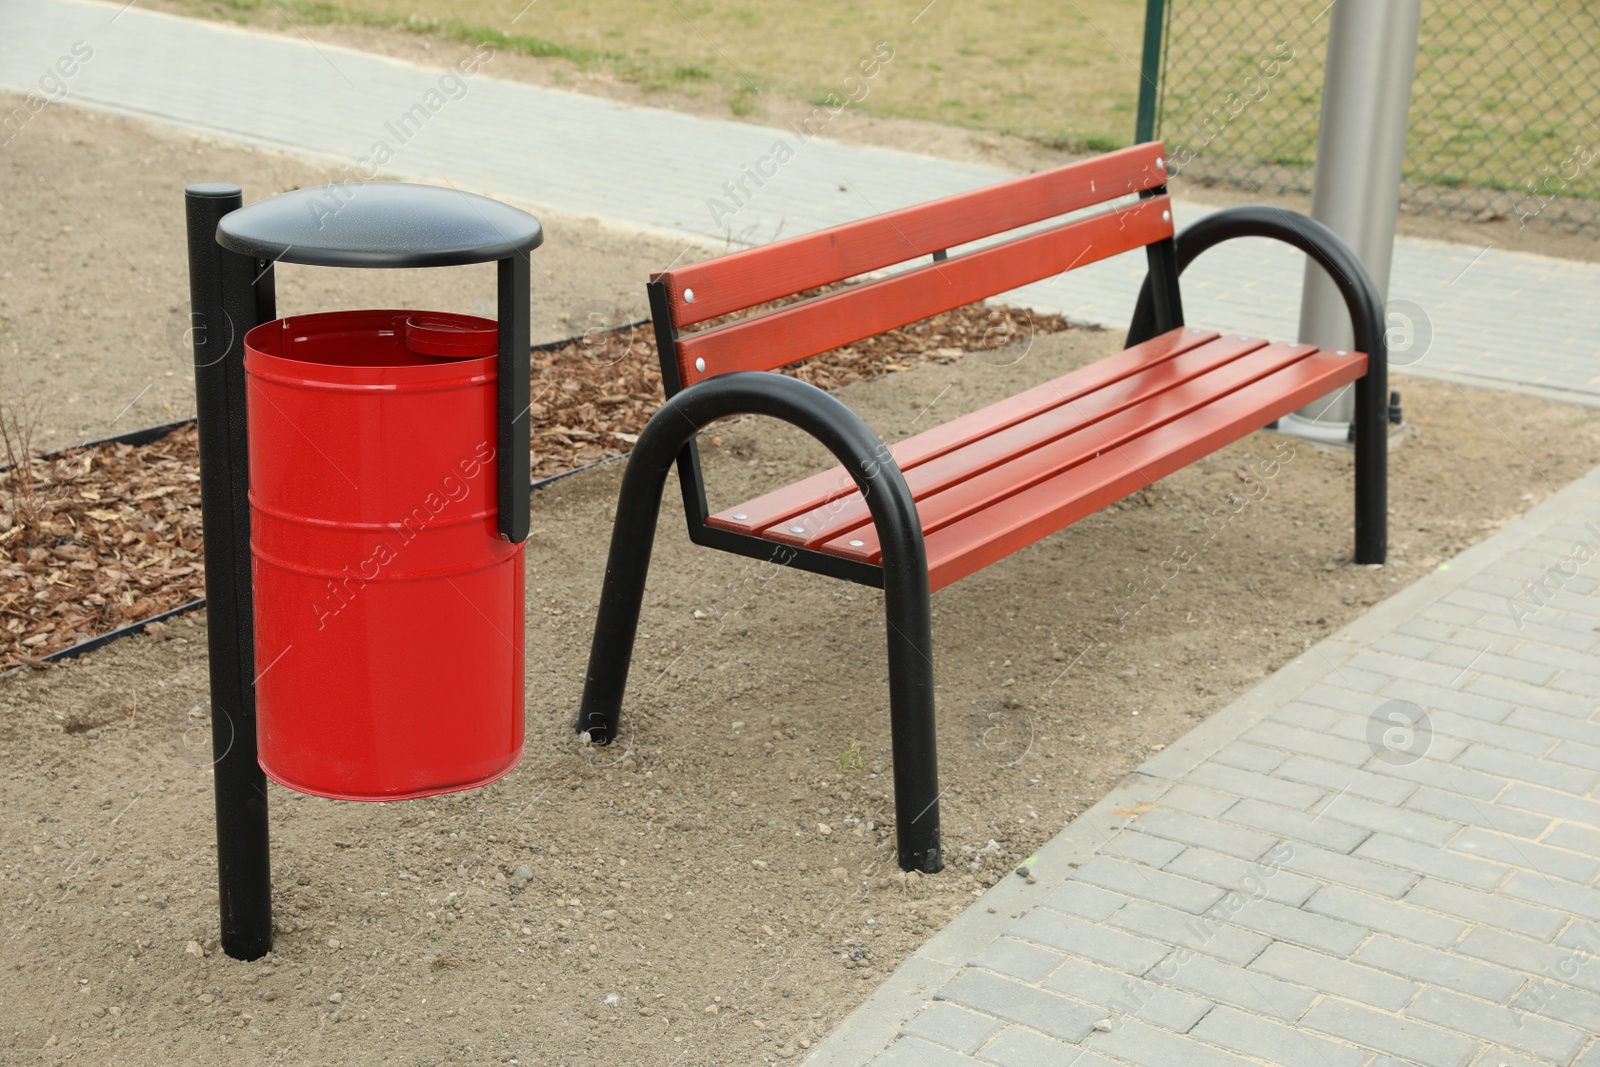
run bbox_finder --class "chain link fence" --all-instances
[1144,0,1599,234]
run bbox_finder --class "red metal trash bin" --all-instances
[245,308,524,800]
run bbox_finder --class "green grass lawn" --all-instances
[166,0,1597,213]
[169,0,1148,154]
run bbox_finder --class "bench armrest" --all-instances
[1127,205,1388,377]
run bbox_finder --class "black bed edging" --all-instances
[9,323,652,671]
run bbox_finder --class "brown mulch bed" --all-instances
[0,294,1071,668]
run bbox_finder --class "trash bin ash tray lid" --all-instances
[215,183,543,268]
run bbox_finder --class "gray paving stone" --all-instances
[1276,754,1417,805]
[1189,1005,1368,1067]
[1211,893,1369,956]
[1277,840,1420,898]
[1224,799,1372,853]
[1310,792,1461,846]
[1404,878,1569,940]
[1467,673,1599,718]
[1396,617,1507,651]
[1505,708,1600,747]
[1187,760,1325,810]
[1457,743,1600,794]
[1465,1050,1569,1067]
[1354,935,1526,1002]
[1244,720,1373,766]
[1129,808,1277,860]
[1549,738,1600,770]
[1109,899,1270,967]
[970,937,1068,985]
[1501,783,1600,828]
[1553,919,1600,953]
[1163,845,1320,907]
[1039,881,1128,922]
[1302,998,1480,1067]
[1148,950,1314,1021]
[1474,613,1600,652]
[1361,753,1508,800]
[1211,740,1289,774]
[1380,678,1518,726]
[1407,788,1551,839]
[973,1026,1118,1067]
[1249,942,1419,1012]
[1083,1015,1256,1067]
[1153,784,1239,819]
[1501,870,1600,922]
[1450,827,1600,884]
[1419,602,1489,628]
[1580,1040,1600,1067]
[1549,671,1600,698]
[872,1035,981,1067]
[1099,830,1186,869]
[1351,650,1469,689]
[1376,632,1446,662]
[1305,885,1469,949]
[1010,910,1170,973]
[1040,957,1211,1033]
[901,1003,1005,1056]
[1272,701,1344,731]
[1509,978,1600,1035]
[1459,928,1600,997]
[1545,821,1600,857]
[1422,709,1552,755]
[1073,857,1224,915]
[937,971,1103,1044]
[1355,832,1510,891]
[1407,987,1590,1064]
[1423,644,1560,687]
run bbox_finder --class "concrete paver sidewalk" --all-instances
[2,0,1597,407]
[810,462,1600,1066]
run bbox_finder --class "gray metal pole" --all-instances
[1291,0,1421,435]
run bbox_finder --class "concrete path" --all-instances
[2,0,1597,406]
[810,462,1600,1067]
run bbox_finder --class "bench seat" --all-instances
[707,327,1366,591]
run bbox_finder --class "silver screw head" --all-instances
[683,288,695,303]
[848,539,865,548]
[789,526,805,535]
[695,357,706,373]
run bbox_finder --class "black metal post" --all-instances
[575,372,942,873]
[497,255,531,544]
[185,184,274,960]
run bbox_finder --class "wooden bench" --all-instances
[576,142,1388,873]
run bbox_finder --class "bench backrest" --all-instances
[650,142,1177,393]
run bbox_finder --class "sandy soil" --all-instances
[4,325,1599,1065]
[0,90,703,452]
[135,0,1600,266]
[4,20,1600,1064]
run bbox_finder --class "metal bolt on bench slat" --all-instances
[684,288,695,303]
[732,513,747,520]
[695,358,705,372]
[849,540,865,547]
[789,526,805,534]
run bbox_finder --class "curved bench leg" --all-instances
[576,371,944,873]
[883,551,943,874]
[575,445,672,745]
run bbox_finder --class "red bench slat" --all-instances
[759,334,1290,550]
[831,348,1366,590]
[706,327,1222,537]
[810,340,1320,556]
[657,143,1169,327]
[673,194,1175,387]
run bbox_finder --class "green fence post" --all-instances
[1134,0,1167,145]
